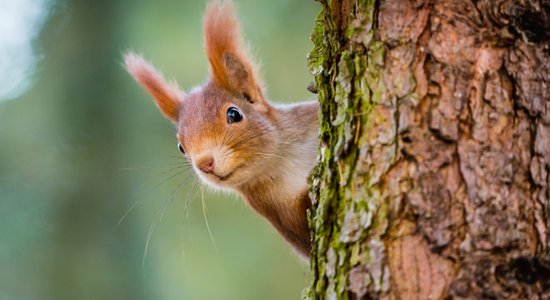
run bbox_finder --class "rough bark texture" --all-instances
[304,0,550,299]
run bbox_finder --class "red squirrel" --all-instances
[124,1,319,257]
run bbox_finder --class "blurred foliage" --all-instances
[0,0,318,299]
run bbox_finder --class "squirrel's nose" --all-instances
[197,155,214,174]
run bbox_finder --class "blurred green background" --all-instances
[0,0,318,299]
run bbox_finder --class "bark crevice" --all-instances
[306,0,550,299]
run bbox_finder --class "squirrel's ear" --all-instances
[203,1,265,108]
[124,53,183,122]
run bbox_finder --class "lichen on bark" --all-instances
[306,0,550,299]
[305,0,390,298]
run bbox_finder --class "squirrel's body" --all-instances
[125,1,318,257]
[239,101,318,255]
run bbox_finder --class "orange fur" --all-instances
[124,1,319,258]
[203,1,264,103]
[124,53,183,121]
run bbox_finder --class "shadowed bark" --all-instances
[305,0,550,299]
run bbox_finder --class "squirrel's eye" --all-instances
[227,107,243,124]
[178,143,185,155]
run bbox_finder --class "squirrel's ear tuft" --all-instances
[124,52,183,122]
[203,1,265,107]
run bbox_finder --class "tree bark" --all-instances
[305,0,550,299]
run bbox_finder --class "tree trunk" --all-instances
[305,0,550,299]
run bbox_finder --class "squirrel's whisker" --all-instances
[124,1,319,258]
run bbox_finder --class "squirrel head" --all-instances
[124,1,280,189]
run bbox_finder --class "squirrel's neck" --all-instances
[238,101,319,257]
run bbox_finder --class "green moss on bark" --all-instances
[307,0,550,299]
[305,0,387,299]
